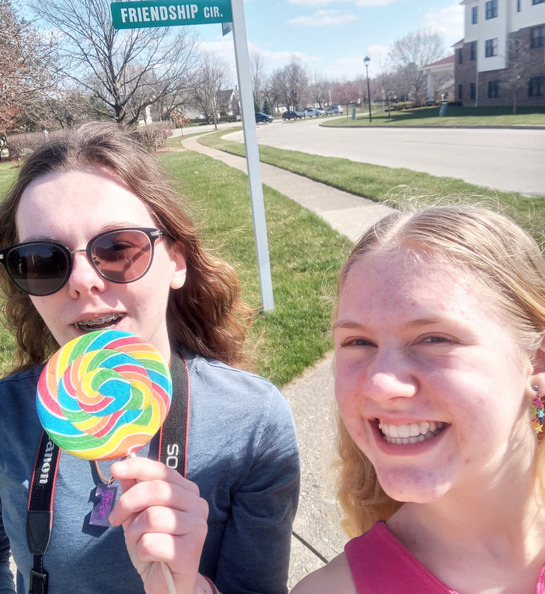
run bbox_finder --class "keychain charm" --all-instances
[90,482,118,526]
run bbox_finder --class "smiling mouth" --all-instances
[75,314,123,332]
[377,421,447,445]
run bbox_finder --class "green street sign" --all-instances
[111,0,232,29]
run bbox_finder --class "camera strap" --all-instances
[26,350,190,594]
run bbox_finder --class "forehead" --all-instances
[16,167,154,241]
[338,249,490,323]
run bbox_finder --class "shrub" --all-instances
[131,122,172,152]
[5,130,52,162]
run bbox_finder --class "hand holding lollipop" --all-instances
[36,329,186,593]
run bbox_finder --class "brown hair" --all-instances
[0,122,253,373]
[335,204,545,537]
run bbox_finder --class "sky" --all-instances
[197,0,464,83]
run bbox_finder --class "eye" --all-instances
[341,337,376,347]
[420,335,453,344]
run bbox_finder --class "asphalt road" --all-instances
[224,118,545,197]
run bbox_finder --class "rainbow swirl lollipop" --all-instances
[36,330,172,460]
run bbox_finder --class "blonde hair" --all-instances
[335,204,545,537]
[0,122,253,373]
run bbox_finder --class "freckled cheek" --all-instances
[335,374,362,415]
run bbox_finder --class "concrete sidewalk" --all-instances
[180,134,393,588]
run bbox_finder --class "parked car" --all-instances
[325,105,343,115]
[282,110,303,120]
[303,108,325,117]
[255,112,273,123]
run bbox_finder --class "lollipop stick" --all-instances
[161,561,177,594]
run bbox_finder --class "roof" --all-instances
[419,54,455,74]
[423,55,455,69]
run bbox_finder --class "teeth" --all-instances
[76,314,121,331]
[378,421,446,445]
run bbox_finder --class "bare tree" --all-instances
[265,56,309,112]
[502,32,532,114]
[0,0,58,132]
[388,30,446,105]
[331,81,359,112]
[44,89,97,128]
[309,73,330,108]
[250,51,267,111]
[263,69,285,113]
[29,0,200,125]
[190,53,230,130]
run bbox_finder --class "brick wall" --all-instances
[455,25,545,107]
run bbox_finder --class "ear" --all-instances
[169,243,187,290]
[527,341,545,399]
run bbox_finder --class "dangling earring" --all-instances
[531,385,545,435]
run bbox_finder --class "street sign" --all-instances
[110,0,232,29]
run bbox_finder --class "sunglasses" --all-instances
[0,227,165,296]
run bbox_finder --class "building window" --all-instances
[486,0,498,19]
[488,80,500,98]
[470,83,476,100]
[472,6,478,23]
[533,0,545,5]
[458,48,463,64]
[485,38,498,57]
[470,41,477,60]
[529,76,545,96]
[458,84,463,100]
[531,26,545,49]
[517,0,521,10]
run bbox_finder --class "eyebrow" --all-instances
[19,224,145,244]
[333,317,443,331]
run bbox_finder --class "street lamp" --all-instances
[363,56,372,123]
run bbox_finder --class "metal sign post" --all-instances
[229,0,273,311]
[110,0,274,311]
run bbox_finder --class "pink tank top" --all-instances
[345,521,545,593]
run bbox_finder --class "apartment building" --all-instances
[455,0,545,107]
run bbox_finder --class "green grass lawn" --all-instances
[323,105,545,128]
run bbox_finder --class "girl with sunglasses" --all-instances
[0,122,299,594]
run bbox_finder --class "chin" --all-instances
[377,469,452,504]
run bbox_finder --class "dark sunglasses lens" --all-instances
[91,230,153,282]
[6,244,69,296]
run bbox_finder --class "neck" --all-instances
[387,468,545,592]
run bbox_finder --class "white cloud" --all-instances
[327,43,392,79]
[289,10,358,26]
[423,2,464,46]
[197,38,312,79]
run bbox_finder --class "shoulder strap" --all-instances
[155,349,190,476]
[26,433,60,594]
[26,350,190,593]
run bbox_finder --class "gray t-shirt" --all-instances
[0,349,300,593]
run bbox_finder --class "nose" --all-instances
[67,250,107,297]
[362,349,417,403]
